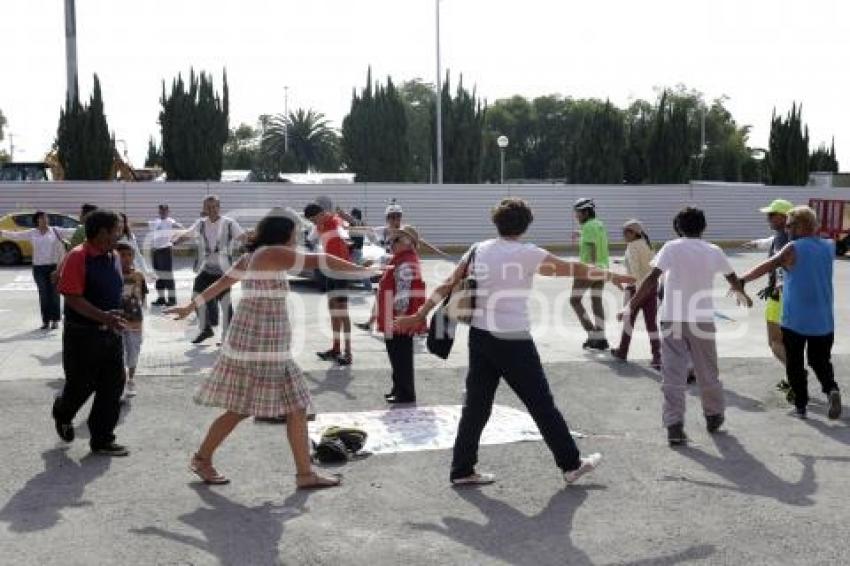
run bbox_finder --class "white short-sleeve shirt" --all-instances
[652,238,734,323]
[466,238,549,333]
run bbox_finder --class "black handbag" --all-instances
[426,302,458,359]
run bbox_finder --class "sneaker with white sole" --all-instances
[125,381,137,398]
[564,453,602,485]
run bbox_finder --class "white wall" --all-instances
[1,181,849,248]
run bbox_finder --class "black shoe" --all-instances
[54,418,74,443]
[706,414,725,433]
[667,423,688,446]
[354,322,372,332]
[794,406,807,419]
[828,390,842,420]
[336,352,353,366]
[687,371,697,384]
[152,297,167,306]
[191,328,214,344]
[583,339,609,351]
[166,299,177,307]
[384,392,397,400]
[386,395,416,404]
[50,321,59,330]
[317,349,340,361]
[91,442,129,457]
[40,323,49,330]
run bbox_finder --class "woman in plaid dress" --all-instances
[167,208,375,489]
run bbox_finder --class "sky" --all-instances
[2,0,849,169]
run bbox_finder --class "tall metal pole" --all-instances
[434,0,443,184]
[284,86,289,154]
[500,148,505,184]
[64,0,78,104]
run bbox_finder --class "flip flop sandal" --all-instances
[296,472,343,490]
[190,455,230,485]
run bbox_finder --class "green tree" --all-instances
[262,109,339,173]
[767,103,809,186]
[569,100,625,184]
[432,73,486,183]
[0,109,7,164]
[809,139,838,172]
[144,137,163,168]
[56,74,115,180]
[222,123,259,170]
[400,79,436,182]
[159,69,229,181]
[342,69,411,181]
[623,100,654,183]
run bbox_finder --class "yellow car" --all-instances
[0,211,81,265]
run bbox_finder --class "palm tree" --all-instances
[262,108,339,172]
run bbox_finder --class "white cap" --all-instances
[385,202,403,216]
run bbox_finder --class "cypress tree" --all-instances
[55,74,115,180]
[809,139,839,172]
[159,69,229,180]
[767,103,810,185]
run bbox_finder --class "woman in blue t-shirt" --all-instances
[740,205,841,420]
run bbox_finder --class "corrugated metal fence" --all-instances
[1,181,849,248]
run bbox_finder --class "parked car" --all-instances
[0,211,80,265]
[809,198,850,256]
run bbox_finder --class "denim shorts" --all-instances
[123,330,144,369]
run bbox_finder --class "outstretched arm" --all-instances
[538,254,634,286]
[740,244,795,284]
[165,255,250,319]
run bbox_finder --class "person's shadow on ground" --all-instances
[305,367,357,401]
[670,433,817,506]
[0,448,111,533]
[409,487,716,566]
[131,485,311,566]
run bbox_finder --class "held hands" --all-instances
[741,240,758,250]
[610,273,636,287]
[395,312,426,331]
[727,289,754,308]
[104,311,127,332]
[164,304,194,320]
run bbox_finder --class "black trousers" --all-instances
[782,327,838,409]
[152,247,175,298]
[53,326,125,448]
[451,327,582,480]
[193,270,232,333]
[33,264,61,323]
[385,335,415,400]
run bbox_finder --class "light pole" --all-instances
[64,0,78,104]
[434,0,443,184]
[497,135,509,184]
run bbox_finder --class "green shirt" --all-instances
[70,225,87,247]
[579,218,609,268]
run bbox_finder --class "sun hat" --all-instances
[622,219,645,234]
[395,225,420,248]
[759,199,793,215]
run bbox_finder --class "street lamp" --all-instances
[497,135,509,184]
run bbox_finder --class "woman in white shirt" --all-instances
[398,198,634,486]
[0,211,75,329]
[611,219,661,369]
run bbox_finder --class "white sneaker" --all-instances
[564,453,602,485]
[125,381,137,398]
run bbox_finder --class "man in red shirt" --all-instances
[52,210,129,456]
[304,202,355,365]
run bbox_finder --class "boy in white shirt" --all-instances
[625,207,752,445]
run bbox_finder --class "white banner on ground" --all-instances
[308,404,583,454]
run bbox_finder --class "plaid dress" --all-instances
[194,273,311,417]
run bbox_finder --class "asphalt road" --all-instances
[0,253,848,565]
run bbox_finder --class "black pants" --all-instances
[782,328,838,409]
[193,270,232,333]
[53,326,125,448]
[152,247,176,299]
[385,335,415,400]
[33,264,61,324]
[451,327,582,480]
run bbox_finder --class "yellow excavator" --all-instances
[1,148,141,181]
